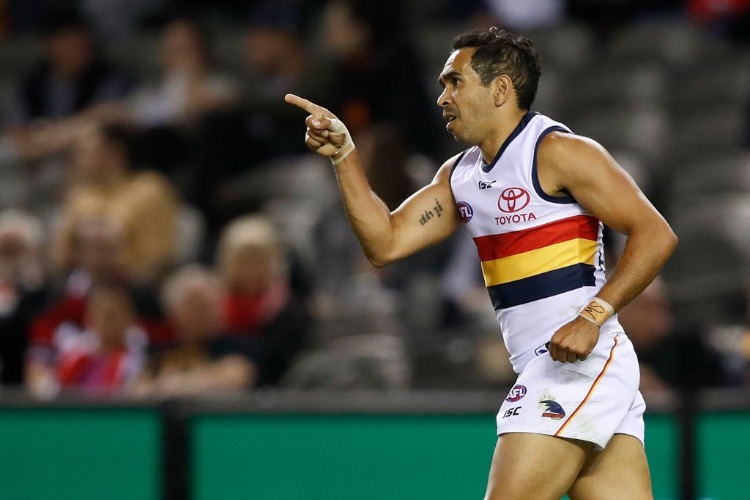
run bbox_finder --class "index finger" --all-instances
[284,94,325,116]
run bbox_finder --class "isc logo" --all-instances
[502,407,521,419]
[506,384,527,402]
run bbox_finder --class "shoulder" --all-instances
[436,150,472,181]
[433,152,459,178]
[539,131,607,159]
[537,131,612,176]
[130,171,178,200]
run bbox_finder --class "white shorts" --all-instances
[496,330,645,449]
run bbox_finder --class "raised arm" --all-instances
[538,132,678,362]
[285,94,462,266]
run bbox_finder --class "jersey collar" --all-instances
[482,111,537,173]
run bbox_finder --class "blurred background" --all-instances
[0,0,749,499]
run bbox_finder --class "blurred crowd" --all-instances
[0,0,749,399]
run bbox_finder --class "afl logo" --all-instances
[456,201,474,223]
[506,384,527,402]
[498,187,530,213]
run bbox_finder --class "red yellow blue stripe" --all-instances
[475,215,600,310]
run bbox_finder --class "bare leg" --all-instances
[484,433,593,500]
[568,434,653,500]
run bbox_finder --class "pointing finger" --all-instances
[285,94,326,116]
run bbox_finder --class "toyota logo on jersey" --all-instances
[498,187,530,213]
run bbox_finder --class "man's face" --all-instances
[170,281,224,341]
[437,48,495,145]
[48,28,92,78]
[76,220,126,281]
[72,128,110,180]
[85,289,135,349]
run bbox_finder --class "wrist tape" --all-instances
[578,297,615,327]
[329,118,355,165]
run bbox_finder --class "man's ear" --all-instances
[493,75,513,107]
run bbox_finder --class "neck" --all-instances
[96,165,129,188]
[478,108,528,164]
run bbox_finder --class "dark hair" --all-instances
[41,9,90,37]
[97,123,135,166]
[452,27,541,110]
[344,0,405,40]
[99,123,132,150]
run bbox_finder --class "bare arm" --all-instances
[285,94,462,266]
[538,132,678,362]
[133,356,256,398]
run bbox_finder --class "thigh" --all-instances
[567,433,653,500]
[484,432,593,500]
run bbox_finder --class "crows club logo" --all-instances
[506,385,527,403]
[498,187,531,213]
[540,400,566,420]
[456,201,474,223]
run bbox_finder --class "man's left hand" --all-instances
[548,316,599,363]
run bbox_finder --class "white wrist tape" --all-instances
[329,118,355,165]
[578,297,615,327]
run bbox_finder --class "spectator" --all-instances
[31,215,170,350]
[0,9,135,213]
[481,0,566,31]
[52,286,147,396]
[50,122,181,281]
[618,276,734,392]
[133,265,257,397]
[80,0,169,42]
[242,1,319,103]
[316,0,444,160]
[27,216,170,395]
[131,16,237,127]
[84,16,241,225]
[89,15,238,130]
[12,9,132,124]
[217,215,310,386]
[312,125,450,297]
[0,209,50,386]
[181,2,326,236]
[687,0,750,28]
[567,0,635,39]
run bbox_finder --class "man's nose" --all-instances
[437,87,450,107]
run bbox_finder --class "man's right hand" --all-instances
[284,94,355,164]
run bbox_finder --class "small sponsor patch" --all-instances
[502,406,521,418]
[456,201,473,223]
[534,343,549,356]
[506,384,527,402]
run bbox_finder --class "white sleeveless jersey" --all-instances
[450,112,622,372]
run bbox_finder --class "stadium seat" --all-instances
[0,35,44,81]
[669,52,750,112]
[664,150,750,213]
[175,204,207,264]
[565,104,670,162]
[607,17,716,68]
[523,22,595,74]
[668,104,747,163]
[104,33,161,81]
[664,193,750,326]
[559,60,668,118]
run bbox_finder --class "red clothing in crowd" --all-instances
[222,283,289,335]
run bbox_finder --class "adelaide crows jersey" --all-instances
[451,112,622,372]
